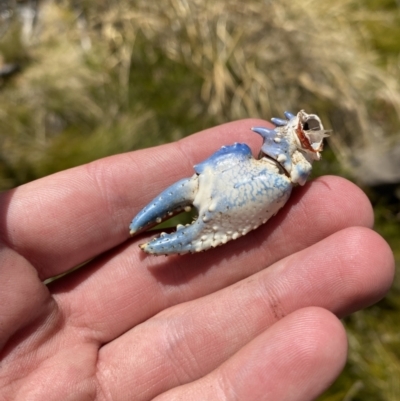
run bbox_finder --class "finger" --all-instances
[53,176,377,338]
[0,246,53,350]
[152,308,347,401]
[94,227,393,400]
[0,119,268,279]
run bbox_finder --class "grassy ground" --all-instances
[0,1,399,399]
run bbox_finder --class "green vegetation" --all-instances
[1,1,399,399]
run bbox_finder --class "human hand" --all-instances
[0,120,394,401]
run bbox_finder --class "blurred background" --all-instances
[0,0,399,399]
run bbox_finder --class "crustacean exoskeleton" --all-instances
[129,110,330,255]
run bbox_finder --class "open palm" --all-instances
[0,120,394,401]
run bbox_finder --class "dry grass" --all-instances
[2,0,400,183]
[136,0,400,185]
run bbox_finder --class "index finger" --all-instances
[0,119,268,279]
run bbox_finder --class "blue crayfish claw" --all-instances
[129,110,329,255]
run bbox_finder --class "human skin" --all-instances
[0,119,395,401]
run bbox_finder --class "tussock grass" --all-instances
[1,0,400,184]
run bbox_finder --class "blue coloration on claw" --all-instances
[194,142,252,174]
[251,126,293,175]
[284,111,295,120]
[270,117,288,126]
[129,177,198,235]
[250,127,276,139]
[138,143,292,255]
[130,110,329,255]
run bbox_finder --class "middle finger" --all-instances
[96,226,392,401]
[52,176,374,337]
